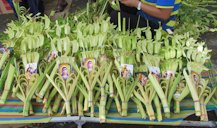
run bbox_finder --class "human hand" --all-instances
[120,0,139,8]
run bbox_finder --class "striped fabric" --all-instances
[0,61,216,124]
[0,0,13,14]
[139,0,182,31]
[0,97,216,125]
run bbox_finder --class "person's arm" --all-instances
[120,0,173,21]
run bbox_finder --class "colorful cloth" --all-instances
[0,0,13,14]
[138,0,182,31]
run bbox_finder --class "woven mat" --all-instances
[0,61,216,125]
[0,0,13,14]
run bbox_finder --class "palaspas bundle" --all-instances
[0,0,216,122]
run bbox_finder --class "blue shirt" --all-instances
[138,0,182,31]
